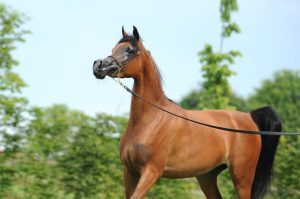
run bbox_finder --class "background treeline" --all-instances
[1,2,299,199]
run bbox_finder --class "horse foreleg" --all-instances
[130,165,161,199]
[124,167,139,199]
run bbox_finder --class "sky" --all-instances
[3,0,300,116]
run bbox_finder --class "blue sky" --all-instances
[3,0,300,115]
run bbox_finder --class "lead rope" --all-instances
[110,77,300,136]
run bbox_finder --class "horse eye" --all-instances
[125,47,134,54]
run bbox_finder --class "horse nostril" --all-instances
[93,60,103,68]
[98,61,103,68]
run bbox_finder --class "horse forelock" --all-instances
[118,35,138,49]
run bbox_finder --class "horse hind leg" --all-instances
[197,176,222,199]
[228,151,259,199]
[196,164,227,199]
[228,164,255,199]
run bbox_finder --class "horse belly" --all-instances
[162,157,225,179]
[162,132,228,178]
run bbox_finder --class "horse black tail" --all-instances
[250,106,281,199]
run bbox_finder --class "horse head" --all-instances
[93,26,144,79]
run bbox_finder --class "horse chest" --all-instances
[120,140,152,171]
[119,121,166,171]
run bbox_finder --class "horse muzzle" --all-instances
[93,58,119,79]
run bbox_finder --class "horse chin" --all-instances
[94,73,106,79]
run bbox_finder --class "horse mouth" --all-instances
[94,64,119,79]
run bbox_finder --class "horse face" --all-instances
[93,27,141,79]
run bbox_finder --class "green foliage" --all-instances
[0,4,29,197]
[222,22,240,37]
[198,44,241,109]
[220,0,240,37]
[197,0,241,110]
[0,3,29,152]
[56,110,125,199]
[0,3,28,112]
[148,179,198,199]
[1,105,122,199]
[180,89,203,110]
[220,0,238,21]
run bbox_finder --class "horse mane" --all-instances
[147,50,163,84]
[148,50,177,104]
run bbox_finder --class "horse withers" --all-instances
[93,27,281,199]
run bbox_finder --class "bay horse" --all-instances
[93,27,281,199]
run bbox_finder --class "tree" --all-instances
[248,70,300,198]
[0,3,29,149]
[197,0,241,110]
[180,1,243,111]
[0,3,29,197]
[57,110,126,199]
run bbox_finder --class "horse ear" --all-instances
[133,26,140,41]
[122,26,128,37]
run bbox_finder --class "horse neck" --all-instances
[129,51,168,123]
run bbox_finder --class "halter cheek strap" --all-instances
[108,55,122,70]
